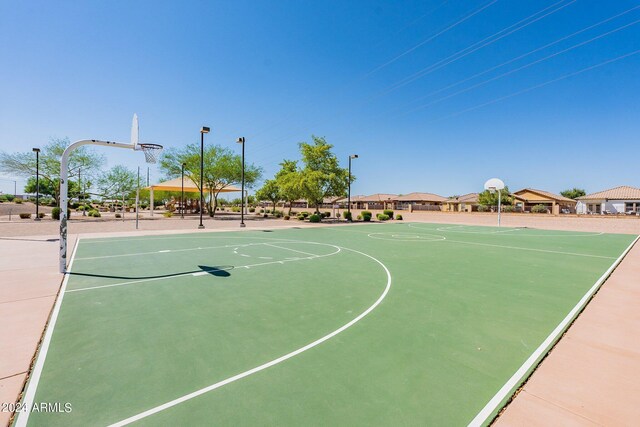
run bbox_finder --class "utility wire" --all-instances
[401,16,640,116]
[427,48,640,123]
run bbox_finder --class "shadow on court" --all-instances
[70,265,234,280]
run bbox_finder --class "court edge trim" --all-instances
[468,234,640,427]
[108,246,392,426]
[13,238,81,427]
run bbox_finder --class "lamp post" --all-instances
[348,154,358,221]
[237,137,246,228]
[33,148,41,221]
[181,163,186,219]
[199,126,210,229]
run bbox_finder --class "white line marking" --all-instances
[264,243,321,257]
[158,250,171,253]
[66,244,341,293]
[444,239,616,259]
[108,245,392,426]
[408,223,605,237]
[75,243,258,261]
[14,238,82,427]
[468,234,639,427]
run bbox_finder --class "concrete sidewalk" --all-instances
[496,238,640,426]
[0,235,75,426]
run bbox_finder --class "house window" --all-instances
[625,202,637,213]
[589,204,601,214]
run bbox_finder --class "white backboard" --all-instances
[484,178,505,191]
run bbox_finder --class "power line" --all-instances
[427,48,640,123]
[366,0,500,76]
[402,5,640,107]
[401,16,640,116]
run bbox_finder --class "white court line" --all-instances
[108,245,392,427]
[444,239,616,259]
[264,243,321,258]
[66,243,341,293]
[74,242,262,261]
[14,238,81,427]
[468,234,640,427]
[408,223,605,237]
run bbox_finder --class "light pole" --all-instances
[199,126,210,229]
[33,148,41,221]
[181,163,186,219]
[348,154,358,221]
[237,137,246,228]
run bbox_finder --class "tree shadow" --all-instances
[70,265,234,280]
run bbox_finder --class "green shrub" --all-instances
[274,211,283,218]
[115,213,122,218]
[309,214,321,223]
[15,198,23,204]
[19,213,31,219]
[284,215,290,220]
[343,211,352,221]
[478,205,490,212]
[323,212,331,218]
[5,194,15,202]
[531,204,548,214]
[290,211,298,215]
[259,209,265,213]
[70,202,80,209]
[297,214,305,220]
[0,195,7,202]
[52,207,71,220]
[357,215,362,220]
[502,205,516,213]
[231,206,240,212]
[362,211,372,222]
[301,211,310,218]
[377,213,390,221]
[38,212,45,218]
[249,207,255,213]
[383,209,394,218]
[76,206,85,211]
[163,211,173,217]
[396,214,403,220]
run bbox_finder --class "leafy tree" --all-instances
[297,136,349,213]
[159,144,262,217]
[560,188,586,199]
[255,179,281,213]
[478,186,513,207]
[275,159,303,214]
[0,137,105,205]
[97,166,137,214]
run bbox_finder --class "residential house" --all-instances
[512,188,577,214]
[443,193,479,212]
[395,192,446,211]
[576,186,640,215]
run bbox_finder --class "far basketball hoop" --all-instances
[484,178,505,227]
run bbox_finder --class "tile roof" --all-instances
[446,193,479,203]
[357,193,398,202]
[577,186,640,200]
[395,192,447,202]
[513,188,576,203]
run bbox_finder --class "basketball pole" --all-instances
[59,139,138,273]
[498,190,502,227]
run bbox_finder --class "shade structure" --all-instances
[147,177,241,193]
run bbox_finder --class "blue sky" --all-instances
[1,0,639,197]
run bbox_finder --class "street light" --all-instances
[32,148,41,221]
[199,126,210,229]
[237,137,246,228]
[181,163,186,219]
[348,154,358,221]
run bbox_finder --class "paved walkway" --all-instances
[496,238,640,426]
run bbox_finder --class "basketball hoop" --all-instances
[137,143,164,164]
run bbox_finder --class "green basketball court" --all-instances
[15,222,637,426]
